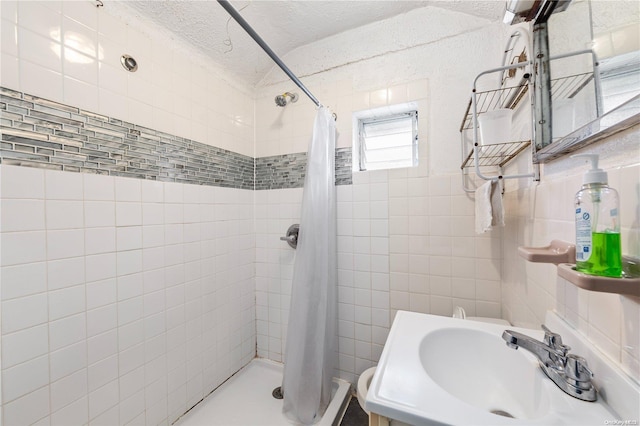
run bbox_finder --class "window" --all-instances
[356,110,418,171]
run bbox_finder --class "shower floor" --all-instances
[175,358,351,426]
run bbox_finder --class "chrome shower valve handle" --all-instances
[280,224,299,249]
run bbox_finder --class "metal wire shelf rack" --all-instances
[460,140,531,169]
[459,70,596,171]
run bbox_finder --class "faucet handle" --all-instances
[565,354,594,380]
[541,325,570,355]
[563,354,596,394]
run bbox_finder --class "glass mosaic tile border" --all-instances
[254,147,352,190]
[335,148,353,186]
[0,87,254,189]
[0,87,353,190]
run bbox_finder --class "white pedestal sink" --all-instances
[365,311,620,425]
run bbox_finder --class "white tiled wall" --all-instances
[254,167,503,383]
[254,188,301,363]
[252,6,506,383]
[254,178,394,383]
[387,170,502,319]
[334,171,392,380]
[253,74,504,384]
[0,165,255,425]
[0,0,254,157]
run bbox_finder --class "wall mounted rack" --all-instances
[459,60,539,193]
[460,49,603,193]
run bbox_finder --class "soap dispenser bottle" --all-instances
[573,154,622,277]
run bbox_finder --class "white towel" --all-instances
[475,180,504,234]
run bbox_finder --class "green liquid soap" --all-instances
[576,232,622,278]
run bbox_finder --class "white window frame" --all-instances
[354,107,419,172]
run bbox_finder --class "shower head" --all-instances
[275,92,298,107]
[275,95,287,107]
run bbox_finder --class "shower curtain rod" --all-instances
[217,0,322,108]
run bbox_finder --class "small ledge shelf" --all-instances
[517,240,576,265]
[557,264,640,297]
[519,241,640,296]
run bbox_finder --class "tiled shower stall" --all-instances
[1,1,639,425]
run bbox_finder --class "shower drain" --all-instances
[272,386,283,399]
[490,409,514,418]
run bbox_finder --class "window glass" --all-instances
[358,111,418,171]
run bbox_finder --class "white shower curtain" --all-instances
[282,107,337,425]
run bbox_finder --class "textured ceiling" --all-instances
[121,1,505,87]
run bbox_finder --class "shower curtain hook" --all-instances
[319,104,337,121]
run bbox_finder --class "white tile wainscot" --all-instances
[0,165,256,425]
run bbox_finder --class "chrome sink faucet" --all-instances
[502,325,597,402]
